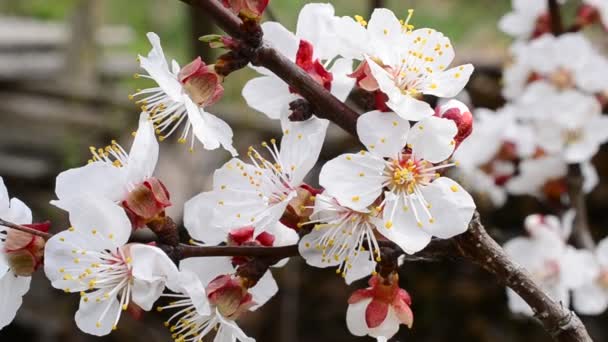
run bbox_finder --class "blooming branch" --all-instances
[175,1,594,341]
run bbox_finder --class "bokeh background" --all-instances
[0,0,607,341]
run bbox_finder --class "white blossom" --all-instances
[320,109,475,254]
[44,196,178,335]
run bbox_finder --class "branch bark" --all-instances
[176,1,593,340]
[0,218,52,240]
[566,164,595,249]
[548,0,565,35]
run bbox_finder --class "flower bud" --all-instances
[346,273,413,339]
[207,275,254,319]
[435,100,473,147]
[227,226,275,266]
[122,177,171,229]
[289,40,333,94]
[221,0,269,19]
[280,184,322,229]
[178,57,224,107]
[4,222,50,276]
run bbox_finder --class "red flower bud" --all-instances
[207,275,254,319]
[289,40,333,94]
[178,57,224,107]
[4,222,50,276]
[122,177,171,229]
[221,0,269,18]
[435,100,473,147]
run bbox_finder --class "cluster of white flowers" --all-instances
[451,0,608,318]
[2,0,608,341]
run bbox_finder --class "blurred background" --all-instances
[0,0,607,341]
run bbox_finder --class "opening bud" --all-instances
[178,57,224,107]
[207,275,254,319]
[122,177,171,229]
[4,221,50,276]
[435,100,473,147]
[221,0,269,19]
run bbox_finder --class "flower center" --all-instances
[158,296,220,342]
[88,141,129,168]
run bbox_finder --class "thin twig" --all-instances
[0,218,52,240]
[176,244,299,259]
[566,164,595,249]
[548,0,565,35]
[175,1,593,340]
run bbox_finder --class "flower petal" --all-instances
[249,270,278,310]
[0,272,30,329]
[53,162,127,209]
[572,282,608,315]
[242,75,298,120]
[377,192,432,254]
[279,117,329,185]
[180,257,234,287]
[184,192,229,245]
[357,111,410,158]
[408,117,457,163]
[319,153,385,211]
[75,289,121,336]
[424,64,474,98]
[418,178,475,239]
[139,32,183,102]
[126,112,159,185]
[346,298,372,337]
[329,58,356,102]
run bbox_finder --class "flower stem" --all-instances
[0,218,52,240]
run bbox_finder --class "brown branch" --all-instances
[548,0,565,35]
[179,0,360,137]
[455,213,592,342]
[566,164,595,249]
[0,218,52,240]
[175,243,299,259]
[177,1,593,340]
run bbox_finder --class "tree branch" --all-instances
[548,0,565,35]
[176,1,593,340]
[567,164,595,249]
[179,0,360,136]
[0,218,52,240]
[454,212,592,342]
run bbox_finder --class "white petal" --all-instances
[43,231,94,292]
[249,270,278,310]
[369,306,400,339]
[6,198,32,225]
[0,272,30,329]
[53,162,127,209]
[184,192,228,244]
[573,283,608,315]
[75,290,121,336]
[366,58,434,120]
[61,196,132,247]
[242,76,297,120]
[378,192,432,254]
[131,278,166,311]
[357,111,410,158]
[424,64,474,98]
[506,288,534,316]
[0,177,8,212]
[216,312,255,342]
[139,32,183,102]
[581,162,599,194]
[126,112,159,185]
[346,298,372,337]
[129,244,178,283]
[596,237,608,267]
[166,270,211,316]
[328,58,355,102]
[295,3,337,60]
[331,16,370,59]
[560,247,600,289]
[180,257,234,287]
[298,229,338,268]
[319,153,385,211]
[419,178,476,239]
[279,117,329,185]
[344,254,376,285]
[366,9,404,65]
[408,117,457,163]
[184,95,220,151]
